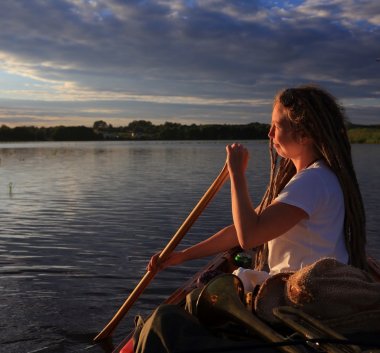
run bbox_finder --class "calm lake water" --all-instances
[0,141,379,353]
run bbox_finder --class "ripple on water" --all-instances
[0,141,379,353]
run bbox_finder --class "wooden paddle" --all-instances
[94,162,229,342]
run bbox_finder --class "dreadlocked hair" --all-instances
[254,85,367,271]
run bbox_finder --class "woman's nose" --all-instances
[268,125,274,138]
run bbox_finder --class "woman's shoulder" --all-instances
[276,159,343,216]
[298,160,338,183]
[295,160,343,200]
[283,160,342,198]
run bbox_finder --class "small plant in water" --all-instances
[8,182,13,195]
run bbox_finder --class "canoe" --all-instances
[112,249,380,353]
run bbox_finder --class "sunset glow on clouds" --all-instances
[0,0,379,127]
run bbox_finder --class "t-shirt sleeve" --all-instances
[274,170,326,217]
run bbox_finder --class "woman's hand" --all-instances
[226,143,249,177]
[147,251,185,273]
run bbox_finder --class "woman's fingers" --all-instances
[146,251,184,272]
[147,252,161,272]
[226,143,249,174]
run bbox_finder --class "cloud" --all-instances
[0,0,379,125]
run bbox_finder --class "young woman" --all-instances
[148,85,367,280]
[135,85,367,353]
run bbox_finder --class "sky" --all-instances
[0,0,379,127]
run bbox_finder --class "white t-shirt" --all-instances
[268,160,348,275]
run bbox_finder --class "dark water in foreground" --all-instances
[0,141,379,353]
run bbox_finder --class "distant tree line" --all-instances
[0,120,378,143]
[347,123,380,144]
[94,120,271,140]
[0,120,270,142]
[0,125,100,142]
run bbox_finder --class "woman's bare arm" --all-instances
[227,144,307,249]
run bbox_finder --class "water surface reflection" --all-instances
[0,141,378,353]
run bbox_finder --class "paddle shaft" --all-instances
[94,163,229,342]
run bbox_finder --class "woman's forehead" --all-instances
[272,103,289,123]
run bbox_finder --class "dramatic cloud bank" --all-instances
[0,0,379,126]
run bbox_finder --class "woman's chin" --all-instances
[273,144,282,155]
